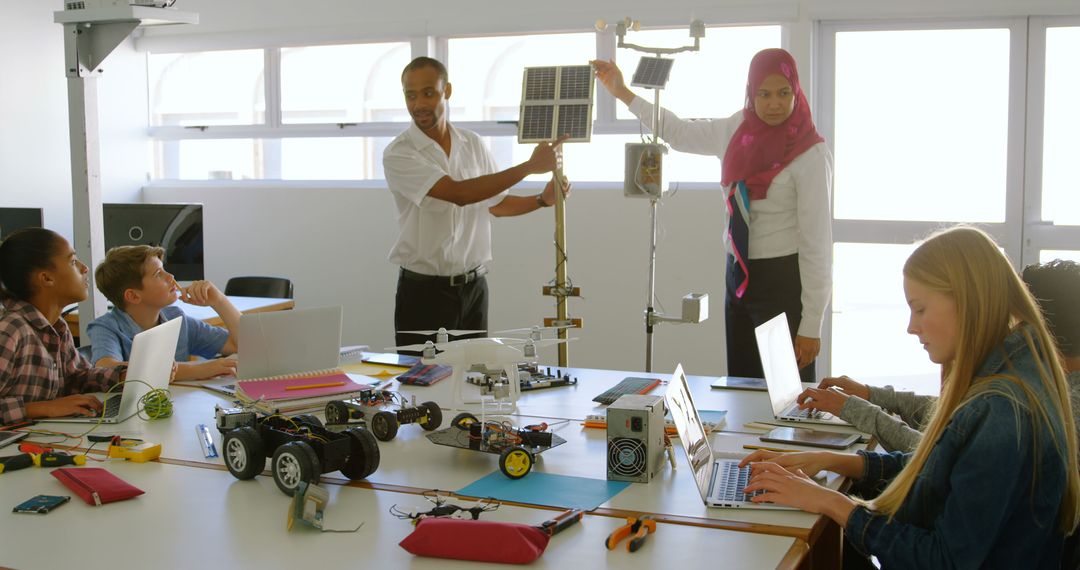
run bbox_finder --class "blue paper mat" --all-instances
[456,471,630,511]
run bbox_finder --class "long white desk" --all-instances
[21,364,860,568]
[0,460,803,569]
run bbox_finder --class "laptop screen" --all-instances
[664,364,713,502]
[237,305,342,379]
[755,313,805,416]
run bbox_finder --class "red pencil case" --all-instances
[399,518,550,564]
[51,468,144,506]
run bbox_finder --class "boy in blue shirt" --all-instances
[88,245,239,380]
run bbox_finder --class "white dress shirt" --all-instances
[383,122,507,276]
[629,97,833,338]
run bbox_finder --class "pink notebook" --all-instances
[236,369,371,402]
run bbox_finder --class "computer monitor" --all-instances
[103,203,204,281]
[0,207,44,240]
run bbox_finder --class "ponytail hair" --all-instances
[0,228,64,302]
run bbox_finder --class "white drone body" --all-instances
[393,326,573,415]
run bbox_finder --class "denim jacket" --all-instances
[845,326,1070,569]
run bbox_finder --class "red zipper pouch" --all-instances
[51,468,144,506]
[399,518,550,564]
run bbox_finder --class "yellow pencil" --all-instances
[743,444,798,453]
[285,381,346,391]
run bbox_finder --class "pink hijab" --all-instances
[720,48,823,200]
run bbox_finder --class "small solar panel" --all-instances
[520,106,555,141]
[559,66,593,100]
[631,57,675,89]
[524,68,557,101]
[556,104,591,140]
[518,65,595,144]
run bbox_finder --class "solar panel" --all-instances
[518,65,595,144]
[630,57,675,89]
[524,68,557,101]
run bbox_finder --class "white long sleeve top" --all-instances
[629,96,833,338]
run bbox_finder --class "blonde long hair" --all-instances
[869,226,1080,534]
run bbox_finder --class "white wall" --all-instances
[8,0,1079,375]
[0,0,73,241]
[1,1,152,240]
[145,183,728,374]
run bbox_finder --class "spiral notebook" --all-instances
[235,368,373,402]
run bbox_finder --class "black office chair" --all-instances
[224,276,294,299]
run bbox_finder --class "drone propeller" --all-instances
[398,328,487,336]
[493,324,576,335]
[496,337,575,348]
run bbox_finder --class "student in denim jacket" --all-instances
[741,226,1080,569]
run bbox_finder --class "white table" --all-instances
[0,460,802,570]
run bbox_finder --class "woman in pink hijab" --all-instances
[593,49,832,382]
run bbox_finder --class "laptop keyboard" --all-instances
[782,404,832,421]
[100,394,122,418]
[715,461,765,503]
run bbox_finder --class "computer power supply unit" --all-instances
[606,394,666,483]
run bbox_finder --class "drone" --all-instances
[390,325,575,414]
[389,490,501,523]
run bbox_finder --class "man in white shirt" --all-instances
[384,57,570,349]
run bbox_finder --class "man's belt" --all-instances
[400,265,488,287]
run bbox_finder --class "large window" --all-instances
[447,33,597,122]
[820,19,1080,385]
[148,49,266,126]
[148,41,410,180]
[615,26,781,120]
[1040,26,1080,225]
[832,29,1011,223]
[148,27,780,182]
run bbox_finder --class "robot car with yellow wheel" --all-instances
[425,412,565,479]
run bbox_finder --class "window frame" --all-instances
[145,23,790,183]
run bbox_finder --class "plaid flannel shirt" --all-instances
[0,299,122,425]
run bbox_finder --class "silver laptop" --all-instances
[237,305,342,379]
[665,364,793,510]
[51,317,181,424]
[755,313,852,426]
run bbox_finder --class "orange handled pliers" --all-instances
[605,515,657,552]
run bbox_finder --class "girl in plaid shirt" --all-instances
[0,228,125,425]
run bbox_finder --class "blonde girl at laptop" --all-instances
[0,229,127,424]
[741,226,1079,568]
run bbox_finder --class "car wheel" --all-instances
[452,412,478,430]
[340,427,381,480]
[371,411,399,441]
[222,427,263,480]
[499,446,534,479]
[271,441,321,496]
[324,401,351,424]
[418,402,443,431]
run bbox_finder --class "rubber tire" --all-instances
[419,402,442,431]
[340,427,381,480]
[324,401,351,424]
[499,446,534,479]
[271,441,321,496]
[371,411,399,441]
[292,414,324,430]
[452,412,478,430]
[222,426,263,480]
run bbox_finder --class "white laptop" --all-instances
[665,364,793,510]
[237,305,342,379]
[755,313,852,427]
[52,317,181,424]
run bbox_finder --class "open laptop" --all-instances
[665,364,793,510]
[755,313,852,426]
[51,317,181,424]
[237,305,342,379]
